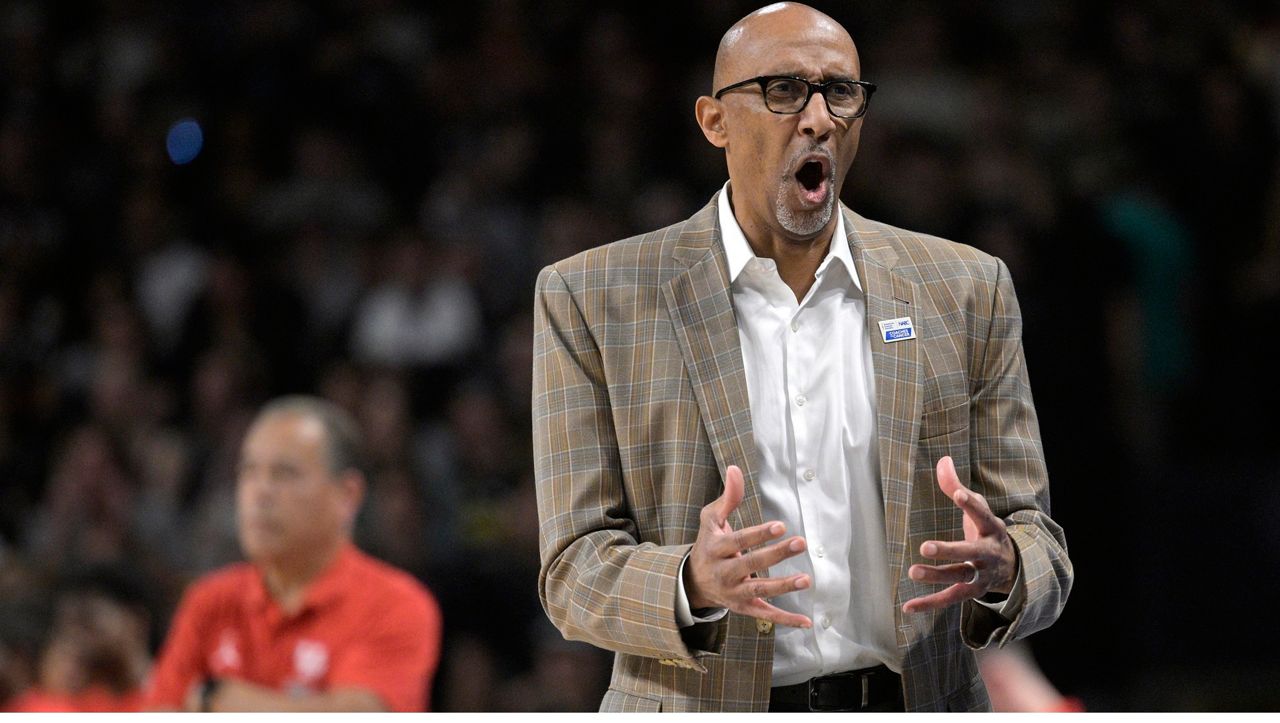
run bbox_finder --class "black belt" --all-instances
[769,665,904,712]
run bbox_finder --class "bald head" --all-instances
[252,395,366,478]
[712,3,858,92]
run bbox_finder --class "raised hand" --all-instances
[902,456,1019,614]
[684,465,813,628]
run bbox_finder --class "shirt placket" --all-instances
[786,274,840,667]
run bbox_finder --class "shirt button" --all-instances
[821,615,832,629]
[815,545,825,558]
[795,394,807,407]
[803,469,816,481]
[790,320,799,332]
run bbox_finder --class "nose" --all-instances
[237,470,274,506]
[798,90,837,140]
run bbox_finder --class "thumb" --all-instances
[713,464,745,525]
[935,455,964,500]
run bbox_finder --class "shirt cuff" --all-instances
[675,553,729,628]
[975,559,1026,618]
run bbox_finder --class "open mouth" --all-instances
[796,160,825,191]
[792,154,831,205]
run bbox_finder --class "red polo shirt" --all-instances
[144,543,441,712]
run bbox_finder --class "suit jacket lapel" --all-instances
[845,207,922,601]
[663,196,765,530]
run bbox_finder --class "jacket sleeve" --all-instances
[533,265,723,666]
[960,257,1074,648]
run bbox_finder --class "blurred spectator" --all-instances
[0,641,25,712]
[3,568,155,713]
[23,425,138,576]
[252,126,391,235]
[6,595,149,713]
[416,378,524,552]
[355,370,460,575]
[287,223,365,348]
[349,228,482,369]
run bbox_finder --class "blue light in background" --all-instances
[166,118,204,165]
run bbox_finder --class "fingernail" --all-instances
[922,543,937,556]
[795,576,810,589]
[770,523,784,535]
[789,539,804,552]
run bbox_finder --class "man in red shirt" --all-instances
[145,396,443,712]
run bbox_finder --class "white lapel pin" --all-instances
[878,316,916,343]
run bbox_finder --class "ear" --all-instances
[695,95,729,149]
[336,470,366,526]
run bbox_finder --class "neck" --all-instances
[753,229,834,301]
[737,217,834,301]
[732,195,837,302]
[259,537,344,614]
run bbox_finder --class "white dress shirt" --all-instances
[718,184,900,685]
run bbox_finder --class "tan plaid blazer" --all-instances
[533,193,1072,712]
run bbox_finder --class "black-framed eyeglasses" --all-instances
[713,75,877,119]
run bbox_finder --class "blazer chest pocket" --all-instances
[919,400,968,440]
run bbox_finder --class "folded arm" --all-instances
[192,680,384,712]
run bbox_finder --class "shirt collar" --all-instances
[717,181,861,291]
[298,542,358,611]
[249,541,358,617]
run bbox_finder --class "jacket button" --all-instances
[756,619,774,635]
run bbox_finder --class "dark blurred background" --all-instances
[1,0,1278,712]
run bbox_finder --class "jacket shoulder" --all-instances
[855,215,1003,287]
[347,549,440,620]
[181,562,256,607]
[847,212,1016,333]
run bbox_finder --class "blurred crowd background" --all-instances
[1,0,1278,711]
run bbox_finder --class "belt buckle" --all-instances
[806,672,871,712]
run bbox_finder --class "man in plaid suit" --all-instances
[533,2,1072,712]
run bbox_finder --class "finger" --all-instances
[732,536,806,578]
[934,455,964,500]
[908,562,982,586]
[732,573,812,601]
[950,487,1003,536]
[712,520,786,557]
[901,583,977,614]
[736,598,813,629]
[919,540,984,562]
[710,464,745,527]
